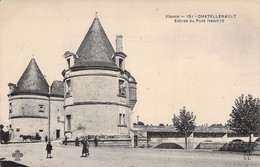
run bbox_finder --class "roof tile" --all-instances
[75,17,116,68]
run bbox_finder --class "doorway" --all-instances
[56,130,60,139]
[134,135,138,147]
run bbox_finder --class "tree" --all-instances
[159,123,165,126]
[0,124,4,144]
[172,107,196,149]
[228,94,260,153]
[137,121,144,126]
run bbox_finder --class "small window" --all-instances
[9,103,12,113]
[66,80,72,96]
[118,80,126,97]
[123,114,126,125]
[119,114,126,125]
[21,107,25,114]
[16,128,20,132]
[119,114,122,124]
[39,105,45,112]
[39,130,43,132]
[67,115,71,130]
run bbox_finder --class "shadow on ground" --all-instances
[0,158,28,167]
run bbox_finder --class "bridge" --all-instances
[132,125,260,149]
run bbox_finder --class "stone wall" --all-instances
[64,105,131,136]
[64,69,133,138]
[50,96,64,140]
[9,95,49,140]
[10,118,48,140]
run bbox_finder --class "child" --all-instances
[46,141,53,158]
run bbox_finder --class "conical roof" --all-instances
[75,17,116,68]
[50,80,64,97]
[16,58,49,94]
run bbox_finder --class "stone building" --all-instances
[7,16,137,145]
[8,58,64,140]
[62,16,137,143]
[49,81,65,140]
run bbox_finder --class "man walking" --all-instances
[45,135,48,143]
[64,136,67,145]
[94,136,98,147]
[75,137,80,147]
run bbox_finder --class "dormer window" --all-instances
[67,58,71,68]
[119,58,123,68]
[63,51,77,69]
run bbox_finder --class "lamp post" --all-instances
[57,116,65,138]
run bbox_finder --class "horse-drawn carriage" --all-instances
[20,133,41,142]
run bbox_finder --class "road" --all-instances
[1,141,260,167]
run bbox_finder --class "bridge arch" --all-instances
[194,140,226,150]
[154,143,184,149]
[254,138,260,142]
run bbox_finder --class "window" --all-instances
[119,114,122,124]
[118,80,126,97]
[67,58,71,68]
[119,58,123,68]
[123,114,126,125]
[39,130,43,132]
[16,128,20,132]
[21,107,25,115]
[39,105,45,112]
[9,103,12,113]
[119,114,126,125]
[67,115,71,130]
[66,80,72,96]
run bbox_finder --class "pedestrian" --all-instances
[87,137,90,155]
[81,139,89,157]
[64,136,67,145]
[94,136,98,147]
[75,137,79,147]
[46,141,53,158]
[45,135,48,143]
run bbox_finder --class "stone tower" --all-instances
[8,58,50,139]
[8,58,65,140]
[62,16,137,142]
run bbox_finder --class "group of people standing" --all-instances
[45,135,99,158]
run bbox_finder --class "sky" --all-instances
[1,0,260,127]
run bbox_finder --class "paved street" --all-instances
[1,141,260,167]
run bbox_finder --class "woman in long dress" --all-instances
[81,139,89,157]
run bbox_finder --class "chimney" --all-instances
[116,35,123,52]
[137,116,139,123]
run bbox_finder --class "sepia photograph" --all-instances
[1,0,260,166]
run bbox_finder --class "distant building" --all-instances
[8,58,64,140]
